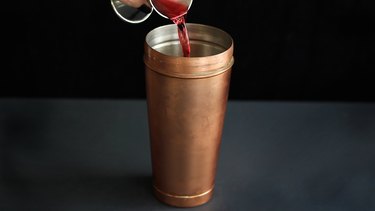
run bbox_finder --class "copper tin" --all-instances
[144,23,234,207]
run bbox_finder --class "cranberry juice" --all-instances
[172,15,190,57]
[152,0,191,57]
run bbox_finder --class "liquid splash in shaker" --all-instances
[152,0,191,57]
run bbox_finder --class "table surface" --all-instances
[0,99,374,211]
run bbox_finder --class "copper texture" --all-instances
[144,23,234,207]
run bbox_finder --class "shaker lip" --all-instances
[145,23,234,56]
[144,23,234,79]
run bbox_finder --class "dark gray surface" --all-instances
[0,99,374,211]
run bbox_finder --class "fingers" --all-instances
[119,0,150,8]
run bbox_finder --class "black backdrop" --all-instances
[3,0,375,101]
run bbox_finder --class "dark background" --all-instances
[3,0,375,101]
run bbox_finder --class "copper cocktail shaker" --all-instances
[144,23,234,207]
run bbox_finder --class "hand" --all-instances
[120,0,151,8]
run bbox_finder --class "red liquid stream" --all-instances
[172,16,190,57]
[152,0,191,57]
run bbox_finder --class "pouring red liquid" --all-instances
[152,0,191,57]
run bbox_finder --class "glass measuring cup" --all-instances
[111,0,192,23]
